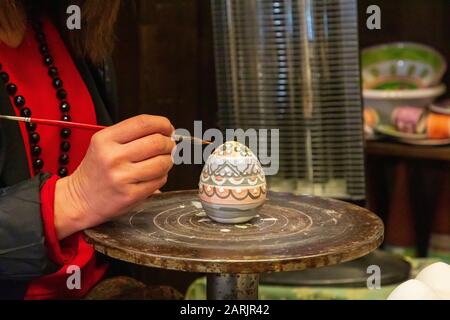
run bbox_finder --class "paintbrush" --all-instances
[0,115,211,145]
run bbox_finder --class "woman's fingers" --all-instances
[57,113,178,240]
[130,174,169,200]
[122,133,176,162]
[104,114,174,144]
[126,154,173,183]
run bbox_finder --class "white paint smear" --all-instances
[261,218,278,221]
[191,201,203,209]
[195,211,207,217]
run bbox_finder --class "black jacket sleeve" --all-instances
[0,173,55,282]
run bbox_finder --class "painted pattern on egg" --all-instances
[199,141,266,224]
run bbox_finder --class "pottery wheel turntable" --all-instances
[85,190,384,300]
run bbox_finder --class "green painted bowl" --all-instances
[361,42,447,90]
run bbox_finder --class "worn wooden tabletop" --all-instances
[85,190,384,274]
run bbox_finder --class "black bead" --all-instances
[61,114,71,122]
[39,44,49,54]
[60,102,70,112]
[0,63,2,70]
[59,153,70,165]
[14,95,25,107]
[56,88,67,100]
[53,78,63,89]
[20,108,32,117]
[61,141,71,152]
[31,145,42,156]
[43,54,53,66]
[48,66,58,77]
[30,132,40,143]
[26,122,37,132]
[61,128,71,138]
[6,83,17,95]
[0,72,9,83]
[58,167,68,177]
[33,158,44,170]
[36,32,46,43]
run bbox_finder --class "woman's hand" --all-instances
[54,115,176,240]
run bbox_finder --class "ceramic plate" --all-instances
[363,84,446,100]
[375,124,427,140]
[397,138,450,146]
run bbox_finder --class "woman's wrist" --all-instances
[54,176,89,240]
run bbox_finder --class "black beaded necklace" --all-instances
[0,18,71,178]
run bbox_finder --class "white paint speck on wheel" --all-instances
[191,201,202,209]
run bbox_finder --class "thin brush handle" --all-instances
[0,115,211,144]
[173,135,211,145]
[0,115,106,131]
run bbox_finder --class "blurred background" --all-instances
[109,0,450,298]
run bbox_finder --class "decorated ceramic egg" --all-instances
[198,141,266,224]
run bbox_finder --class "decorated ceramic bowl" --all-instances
[363,84,445,123]
[198,141,266,224]
[361,42,447,89]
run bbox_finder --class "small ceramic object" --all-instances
[199,141,266,224]
[427,113,450,139]
[361,42,447,90]
[364,107,380,129]
[363,107,379,139]
[391,106,427,134]
[387,279,440,300]
[415,262,450,299]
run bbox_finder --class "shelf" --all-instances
[365,141,450,161]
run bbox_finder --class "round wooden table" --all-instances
[85,190,384,300]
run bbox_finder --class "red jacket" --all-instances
[0,17,116,299]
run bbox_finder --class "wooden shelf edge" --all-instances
[365,141,450,161]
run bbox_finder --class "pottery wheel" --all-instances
[85,190,383,274]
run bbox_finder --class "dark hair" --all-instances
[0,0,121,64]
